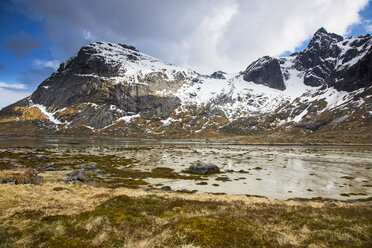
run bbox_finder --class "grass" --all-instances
[0,182,371,248]
[0,146,371,247]
[0,148,205,189]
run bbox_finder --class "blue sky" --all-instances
[0,0,371,108]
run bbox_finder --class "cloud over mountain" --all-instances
[11,0,369,73]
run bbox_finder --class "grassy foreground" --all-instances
[0,182,371,248]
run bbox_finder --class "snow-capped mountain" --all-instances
[0,28,371,143]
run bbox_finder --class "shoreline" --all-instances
[1,135,372,146]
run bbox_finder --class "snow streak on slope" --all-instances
[45,36,371,129]
[336,35,372,70]
[72,42,199,85]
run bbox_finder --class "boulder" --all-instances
[160,186,172,191]
[188,162,220,175]
[66,169,86,182]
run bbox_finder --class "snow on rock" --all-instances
[31,104,62,125]
[69,42,199,85]
[31,30,371,131]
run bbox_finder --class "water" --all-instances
[0,137,371,200]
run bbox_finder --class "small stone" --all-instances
[160,186,172,191]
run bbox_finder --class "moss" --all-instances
[341,176,356,180]
[196,181,208,185]
[348,192,367,196]
[13,210,44,220]
[215,176,231,182]
[171,216,268,247]
[55,104,87,123]
[2,192,372,248]
[53,187,69,191]
[0,162,9,170]
[13,106,49,121]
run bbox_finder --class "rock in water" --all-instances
[188,162,220,175]
[160,186,172,191]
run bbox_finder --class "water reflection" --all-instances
[0,138,371,200]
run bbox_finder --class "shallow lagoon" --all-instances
[0,137,371,200]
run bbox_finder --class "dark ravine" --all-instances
[0,28,371,143]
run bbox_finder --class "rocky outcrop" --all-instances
[294,28,343,87]
[334,48,372,92]
[188,162,220,175]
[210,71,226,79]
[243,56,285,90]
[29,42,184,129]
[295,118,327,131]
[292,28,372,89]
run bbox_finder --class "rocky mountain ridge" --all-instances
[0,28,371,143]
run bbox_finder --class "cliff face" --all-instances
[1,28,371,143]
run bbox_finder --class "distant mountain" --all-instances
[1,28,371,143]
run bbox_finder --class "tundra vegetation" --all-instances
[0,143,371,247]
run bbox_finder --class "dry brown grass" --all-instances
[0,179,371,248]
[0,178,353,222]
[0,182,115,219]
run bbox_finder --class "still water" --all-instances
[1,137,371,200]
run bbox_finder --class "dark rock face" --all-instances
[295,118,327,131]
[294,28,343,87]
[210,71,226,79]
[334,49,372,92]
[293,28,372,89]
[243,56,285,90]
[243,28,371,91]
[57,45,121,77]
[29,42,183,129]
[188,162,220,175]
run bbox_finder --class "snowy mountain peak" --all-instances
[312,27,343,42]
[0,28,371,143]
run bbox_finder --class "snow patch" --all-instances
[32,104,62,125]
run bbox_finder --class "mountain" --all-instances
[1,28,371,143]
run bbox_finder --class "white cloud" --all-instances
[34,59,60,70]
[215,0,369,72]
[366,24,372,32]
[15,0,370,73]
[0,87,31,109]
[364,19,372,32]
[0,81,26,89]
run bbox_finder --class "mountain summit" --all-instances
[1,28,371,143]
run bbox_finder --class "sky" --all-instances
[0,0,372,109]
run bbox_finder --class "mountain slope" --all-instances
[1,28,371,143]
